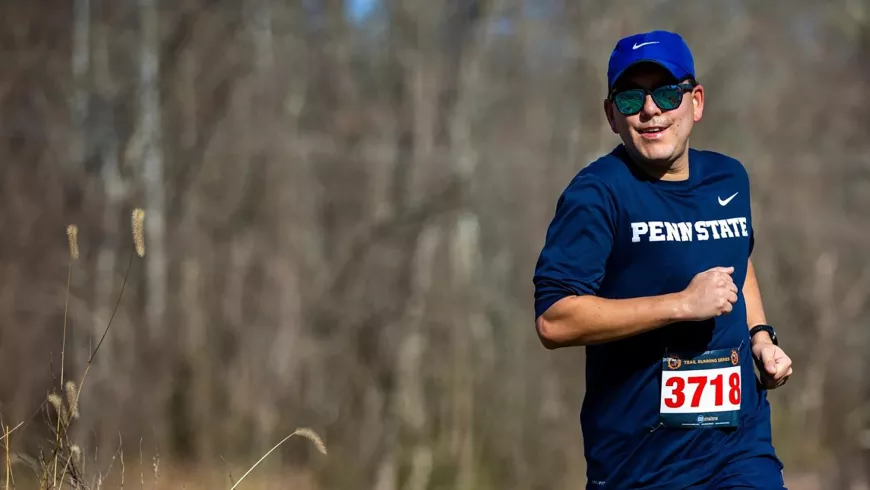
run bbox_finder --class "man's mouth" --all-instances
[637,126,668,139]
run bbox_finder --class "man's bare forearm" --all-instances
[536,266,738,349]
[536,293,688,348]
[743,258,774,345]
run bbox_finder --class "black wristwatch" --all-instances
[749,324,778,346]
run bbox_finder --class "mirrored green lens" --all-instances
[614,90,644,115]
[652,85,683,110]
[612,84,691,115]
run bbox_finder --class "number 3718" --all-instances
[663,372,741,409]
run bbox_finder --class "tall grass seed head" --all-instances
[66,225,79,260]
[132,208,145,257]
[65,380,80,420]
[295,428,327,456]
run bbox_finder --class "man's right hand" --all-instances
[679,266,739,321]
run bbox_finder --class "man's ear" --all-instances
[603,99,619,134]
[692,84,705,122]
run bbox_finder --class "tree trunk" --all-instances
[138,0,167,341]
[70,0,91,381]
[88,1,128,451]
[70,0,90,171]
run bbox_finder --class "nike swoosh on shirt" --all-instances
[718,192,739,206]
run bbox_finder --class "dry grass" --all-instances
[0,207,328,489]
[230,429,327,490]
[6,462,327,490]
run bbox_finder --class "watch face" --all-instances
[764,326,777,344]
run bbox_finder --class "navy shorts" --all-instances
[685,455,787,490]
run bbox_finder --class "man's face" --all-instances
[604,63,704,169]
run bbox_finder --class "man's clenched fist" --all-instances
[752,341,793,389]
[679,266,739,321]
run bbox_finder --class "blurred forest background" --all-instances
[1,0,869,488]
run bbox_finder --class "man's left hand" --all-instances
[752,342,793,389]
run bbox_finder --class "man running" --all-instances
[533,30,794,489]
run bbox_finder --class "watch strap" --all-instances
[749,324,778,346]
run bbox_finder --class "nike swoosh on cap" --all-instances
[632,41,659,50]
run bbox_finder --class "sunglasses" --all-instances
[610,82,697,116]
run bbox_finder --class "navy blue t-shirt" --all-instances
[533,145,782,489]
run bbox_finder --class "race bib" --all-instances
[660,348,742,428]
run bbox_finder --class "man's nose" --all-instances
[640,94,661,118]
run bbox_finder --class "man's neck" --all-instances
[658,156,690,181]
[624,146,690,182]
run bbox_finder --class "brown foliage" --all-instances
[0,0,868,488]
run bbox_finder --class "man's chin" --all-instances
[622,143,678,175]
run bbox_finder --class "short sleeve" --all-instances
[749,227,754,256]
[533,175,616,319]
[746,169,754,256]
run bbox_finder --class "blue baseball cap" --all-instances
[607,30,696,91]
